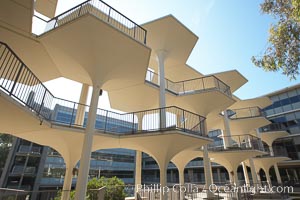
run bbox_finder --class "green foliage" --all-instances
[55,176,126,200]
[0,134,13,176]
[252,0,300,79]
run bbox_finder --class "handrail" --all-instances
[259,122,286,132]
[35,0,147,44]
[145,70,232,97]
[0,42,205,136]
[228,106,265,119]
[208,134,265,152]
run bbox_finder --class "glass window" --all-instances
[282,104,292,112]
[286,113,296,121]
[292,102,300,110]
[279,93,288,100]
[265,109,275,116]
[274,107,283,114]
[271,95,280,101]
[288,90,298,97]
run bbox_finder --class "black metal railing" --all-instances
[260,122,286,132]
[35,0,147,44]
[208,134,265,152]
[145,69,232,97]
[0,42,205,136]
[228,107,264,119]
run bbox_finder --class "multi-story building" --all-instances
[0,0,294,200]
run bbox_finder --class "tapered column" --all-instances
[222,110,231,149]
[137,113,144,131]
[233,169,239,186]
[159,164,167,200]
[249,158,259,187]
[157,50,167,129]
[203,146,213,198]
[293,169,298,181]
[75,85,101,200]
[265,169,272,187]
[61,165,73,200]
[274,164,282,185]
[74,83,89,126]
[135,151,142,198]
[242,162,250,186]
[178,168,185,200]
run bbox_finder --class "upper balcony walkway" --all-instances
[35,0,147,44]
[0,41,205,137]
[145,69,232,97]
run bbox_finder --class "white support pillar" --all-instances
[269,146,274,156]
[61,165,73,200]
[156,50,167,129]
[249,158,259,187]
[137,113,144,131]
[233,168,239,186]
[286,169,291,181]
[293,169,299,181]
[222,110,232,149]
[242,162,250,186]
[178,168,185,200]
[74,83,89,126]
[74,85,101,200]
[159,164,167,200]
[135,151,142,198]
[265,169,272,187]
[203,145,214,198]
[274,164,282,185]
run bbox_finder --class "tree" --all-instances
[252,0,300,79]
[0,134,13,176]
[55,176,126,200]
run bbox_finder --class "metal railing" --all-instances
[208,134,265,152]
[35,0,147,44]
[145,69,232,97]
[260,122,286,132]
[228,107,265,119]
[0,42,205,136]
[17,145,41,155]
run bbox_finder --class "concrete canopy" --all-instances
[260,131,289,146]
[0,89,211,174]
[245,156,291,174]
[109,82,235,116]
[209,70,248,93]
[229,97,272,110]
[35,0,58,18]
[0,0,33,34]
[39,14,151,89]
[143,15,198,71]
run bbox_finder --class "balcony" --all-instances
[11,166,36,176]
[35,0,147,44]
[260,123,286,132]
[228,107,264,120]
[145,70,231,97]
[0,42,205,137]
[208,134,265,152]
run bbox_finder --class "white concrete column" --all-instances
[203,145,213,198]
[233,168,239,186]
[249,158,259,187]
[242,162,250,186]
[265,169,272,187]
[74,85,101,200]
[269,146,274,156]
[74,83,89,126]
[222,110,232,149]
[178,168,185,200]
[274,164,282,185]
[293,169,298,181]
[156,50,167,129]
[159,164,167,200]
[286,169,291,181]
[135,150,142,198]
[61,165,73,200]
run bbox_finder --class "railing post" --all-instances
[37,90,47,117]
[132,112,135,134]
[9,64,24,96]
[78,5,83,16]
[199,116,202,135]
[104,110,108,132]
[183,110,186,132]
[107,7,111,22]
[70,102,76,127]
[144,31,147,44]
[182,82,185,94]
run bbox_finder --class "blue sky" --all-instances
[44,0,300,104]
